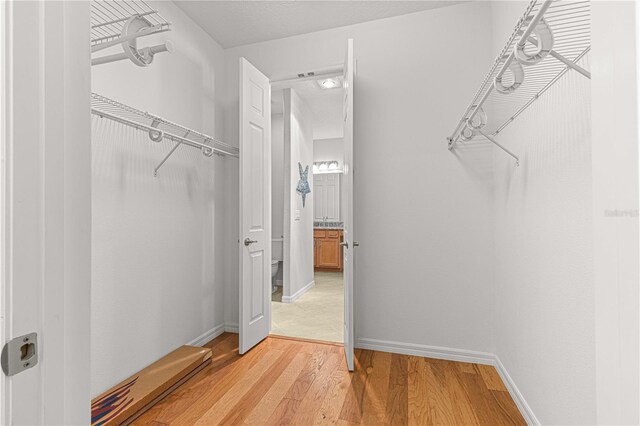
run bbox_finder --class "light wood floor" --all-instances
[132,333,526,426]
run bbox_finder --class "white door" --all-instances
[239,58,272,355]
[342,39,356,371]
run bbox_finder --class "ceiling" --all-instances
[273,76,344,140]
[174,1,463,48]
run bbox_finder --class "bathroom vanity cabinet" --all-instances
[314,229,343,272]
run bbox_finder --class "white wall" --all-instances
[283,89,315,298]
[489,2,640,424]
[314,137,344,163]
[272,113,285,246]
[490,3,595,423]
[223,3,496,353]
[592,2,639,423]
[91,1,228,396]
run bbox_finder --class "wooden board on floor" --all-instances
[91,345,212,426]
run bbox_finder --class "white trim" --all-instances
[224,323,239,333]
[282,280,314,303]
[0,2,8,423]
[493,356,540,426]
[187,323,226,347]
[355,337,538,425]
[356,337,495,365]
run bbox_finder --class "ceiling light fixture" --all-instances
[320,78,339,89]
[313,161,343,174]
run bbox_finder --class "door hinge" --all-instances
[1,332,38,376]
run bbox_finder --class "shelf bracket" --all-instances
[476,130,519,166]
[548,50,591,79]
[526,36,591,79]
[154,131,190,177]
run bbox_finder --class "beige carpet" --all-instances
[271,271,344,343]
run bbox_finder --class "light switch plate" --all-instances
[295,209,301,221]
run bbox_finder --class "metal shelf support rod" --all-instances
[154,141,182,177]
[477,130,520,166]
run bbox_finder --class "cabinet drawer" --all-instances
[314,229,326,238]
[327,230,340,238]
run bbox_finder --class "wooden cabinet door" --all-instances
[313,238,318,267]
[317,238,341,268]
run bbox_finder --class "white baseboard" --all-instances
[356,337,495,365]
[187,323,225,347]
[282,280,315,303]
[356,337,537,425]
[224,322,239,333]
[493,356,539,425]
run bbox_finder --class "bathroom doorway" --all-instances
[269,69,345,343]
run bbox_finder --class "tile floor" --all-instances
[271,271,343,343]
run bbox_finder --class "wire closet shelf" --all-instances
[91,93,239,176]
[447,0,591,165]
[91,1,173,66]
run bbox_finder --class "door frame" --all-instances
[270,67,344,304]
[262,63,354,344]
[1,2,92,423]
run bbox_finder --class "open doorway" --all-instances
[269,72,346,344]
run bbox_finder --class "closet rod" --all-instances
[91,109,239,158]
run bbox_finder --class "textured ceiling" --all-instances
[174,1,464,48]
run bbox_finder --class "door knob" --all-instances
[244,238,258,246]
[340,241,349,249]
[353,242,360,247]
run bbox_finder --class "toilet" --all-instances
[271,259,279,286]
[271,238,283,294]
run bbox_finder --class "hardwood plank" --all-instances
[490,390,527,426]
[243,352,311,424]
[457,367,515,426]
[203,332,235,350]
[289,353,342,424]
[456,361,478,375]
[312,370,351,425]
[284,349,333,401]
[338,349,374,423]
[216,344,302,425]
[384,353,409,425]
[265,397,301,425]
[407,355,429,426]
[422,358,457,425]
[193,349,284,425]
[360,350,392,426]
[441,361,481,425]
[477,364,509,392]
